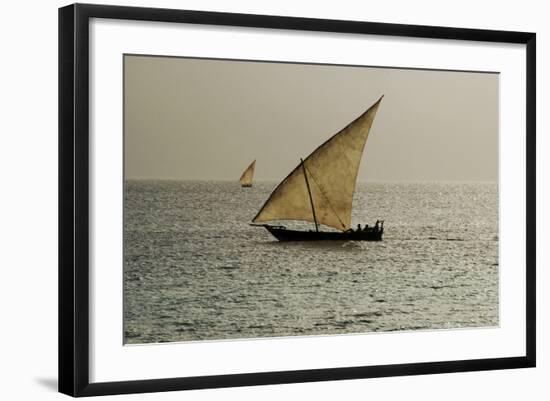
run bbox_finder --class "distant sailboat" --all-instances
[251,96,385,241]
[239,160,256,187]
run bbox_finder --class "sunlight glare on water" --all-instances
[124,181,498,343]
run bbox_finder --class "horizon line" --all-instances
[124,177,499,184]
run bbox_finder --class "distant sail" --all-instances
[252,96,383,231]
[239,160,256,187]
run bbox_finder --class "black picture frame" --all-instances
[59,3,536,397]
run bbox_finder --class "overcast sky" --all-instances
[124,55,498,182]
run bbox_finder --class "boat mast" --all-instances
[300,158,319,232]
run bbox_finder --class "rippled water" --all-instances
[124,181,498,344]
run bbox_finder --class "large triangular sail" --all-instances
[239,160,256,187]
[252,96,383,231]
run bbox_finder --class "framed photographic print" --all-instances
[58,3,536,397]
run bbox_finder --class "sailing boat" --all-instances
[250,96,384,241]
[239,160,256,187]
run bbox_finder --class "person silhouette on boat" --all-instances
[375,220,380,231]
[357,224,362,232]
[364,224,369,232]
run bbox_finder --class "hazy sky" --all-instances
[124,55,498,182]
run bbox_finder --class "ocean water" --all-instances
[124,181,498,344]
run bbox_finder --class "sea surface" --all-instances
[124,181,499,344]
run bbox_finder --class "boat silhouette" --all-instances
[239,160,256,187]
[251,96,385,241]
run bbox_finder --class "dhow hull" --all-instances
[262,225,383,242]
